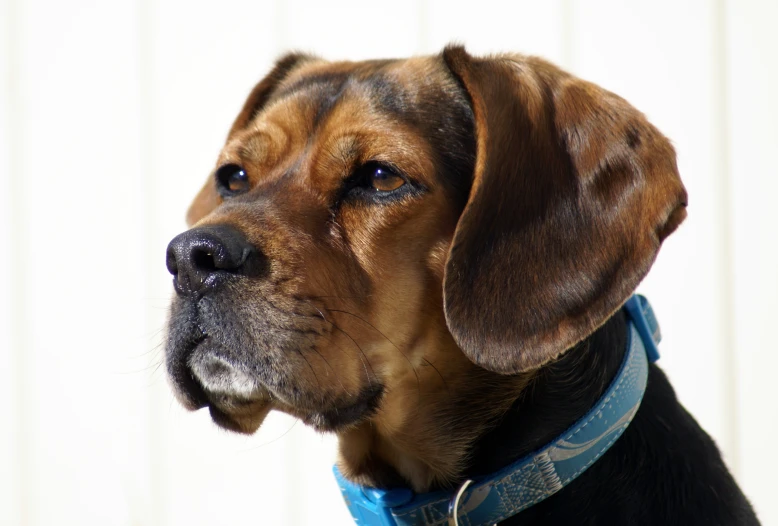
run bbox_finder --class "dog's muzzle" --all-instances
[165,225,272,428]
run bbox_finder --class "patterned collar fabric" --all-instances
[334,295,661,526]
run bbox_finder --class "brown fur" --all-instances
[166,46,686,493]
[442,48,687,374]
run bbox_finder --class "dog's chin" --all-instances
[207,401,272,434]
[171,378,273,435]
[165,337,273,434]
[168,332,384,435]
[169,379,273,435]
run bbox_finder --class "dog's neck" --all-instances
[464,310,628,479]
[336,311,627,493]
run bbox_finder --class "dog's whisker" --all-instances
[110,366,162,375]
[312,306,375,383]
[130,337,167,359]
[334,325,374,384]
[244,419,299,450]
[323,307,423,400]
[294,323,351,395]
[301,294,372,301]
[296,348,322,390]
[283,302,362,398]
[421,357,449,395]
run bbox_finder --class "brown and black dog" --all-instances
[165,47,759,524]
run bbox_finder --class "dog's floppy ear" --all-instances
[442,46,687,374]
[186,52,314,226]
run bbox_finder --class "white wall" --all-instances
[1,1,776,524]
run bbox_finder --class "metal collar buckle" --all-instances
[447,479,473,526]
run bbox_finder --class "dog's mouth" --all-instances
[168,330,384,435]
[165,333,271,432]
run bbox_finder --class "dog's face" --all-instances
[166,54,476,436]
[165,47,687,490]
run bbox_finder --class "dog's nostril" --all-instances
[166,225,259,296]
[166,246,180,275]
[192,248,217,273]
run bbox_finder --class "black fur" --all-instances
[465,310,760,525]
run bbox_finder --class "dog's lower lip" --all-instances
[167,336,210,411]
[208,401,272,435]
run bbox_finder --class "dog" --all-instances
[164,46,759,525]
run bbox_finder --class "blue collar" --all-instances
[334,295,661,526]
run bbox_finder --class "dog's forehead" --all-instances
[237,56,458,142]
[277,57,450,108]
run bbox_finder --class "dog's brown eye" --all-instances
[215,164,250,197]
[342,161,418,204]
[364,163,405,192]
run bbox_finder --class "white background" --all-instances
[1,1,777,524]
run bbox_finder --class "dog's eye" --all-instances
[340,161,420,205]
[356,162,405,192]
[215,164,250,197]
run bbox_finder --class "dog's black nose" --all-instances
[166,225,260,296]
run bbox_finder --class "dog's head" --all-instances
[165,46,686,486]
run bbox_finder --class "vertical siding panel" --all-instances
[137,0,163,524]
[710,0,739,481]
[570,0,737,470]
[12,1,148,524]
[280,0,423,59]
[423,0,567,63]
[0,0,24,523]
[727,1,778,523]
